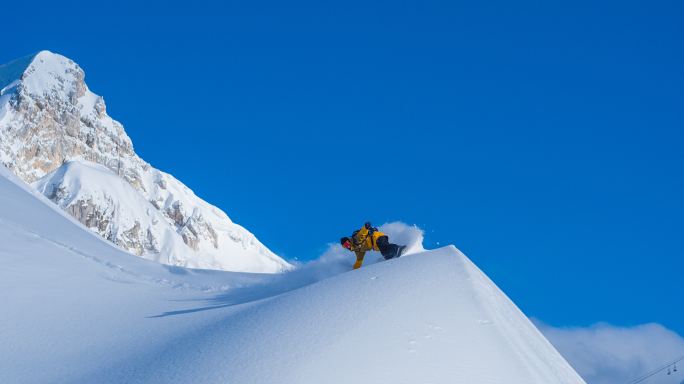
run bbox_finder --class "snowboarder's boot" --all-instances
[377,236,406,260]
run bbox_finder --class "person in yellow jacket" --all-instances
[340,222,406,269]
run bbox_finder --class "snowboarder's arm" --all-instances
[356,225,369,239]
[353,251,365,269]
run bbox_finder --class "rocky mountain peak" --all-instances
[13,51,85,99]
[0,50,133,182]
[0,51,290,273]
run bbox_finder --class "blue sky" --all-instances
[3,0,682,335]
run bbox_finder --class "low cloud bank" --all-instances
[535,321,684,384]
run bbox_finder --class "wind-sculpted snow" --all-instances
[0,51,290,273]
[0,167,585,384]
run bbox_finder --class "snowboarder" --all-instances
[340,222,406,269]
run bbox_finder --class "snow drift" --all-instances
[0,165,585,384]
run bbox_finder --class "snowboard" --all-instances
[396,245,408,258]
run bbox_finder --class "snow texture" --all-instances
[0,164,586,384]
[0,50,290,273]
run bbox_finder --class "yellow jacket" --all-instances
[350,225,386,269]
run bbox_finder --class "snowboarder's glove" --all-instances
[364,222,372,230]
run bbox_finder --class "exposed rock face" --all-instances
[0,51,291,273]
[64,198,113,236]
[0,53,132,182]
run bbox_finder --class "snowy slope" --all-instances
[0,166,585,384]
[0,164,276,383]
[0,50,290,273]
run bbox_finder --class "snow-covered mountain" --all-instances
[0,165,585,383]
[0,50,290,272]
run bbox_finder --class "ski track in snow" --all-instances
[0,217,233,292]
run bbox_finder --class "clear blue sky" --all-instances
[3,0,682,334]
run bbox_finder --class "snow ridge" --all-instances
[0,50,290,273]
[0,163,586,383]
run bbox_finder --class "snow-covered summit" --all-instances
[2,51,84,99]
[0,50,132,180]
[0,50,290,273]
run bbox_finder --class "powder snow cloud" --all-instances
[535,321,684,384]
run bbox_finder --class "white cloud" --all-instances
[535,321,684,384]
